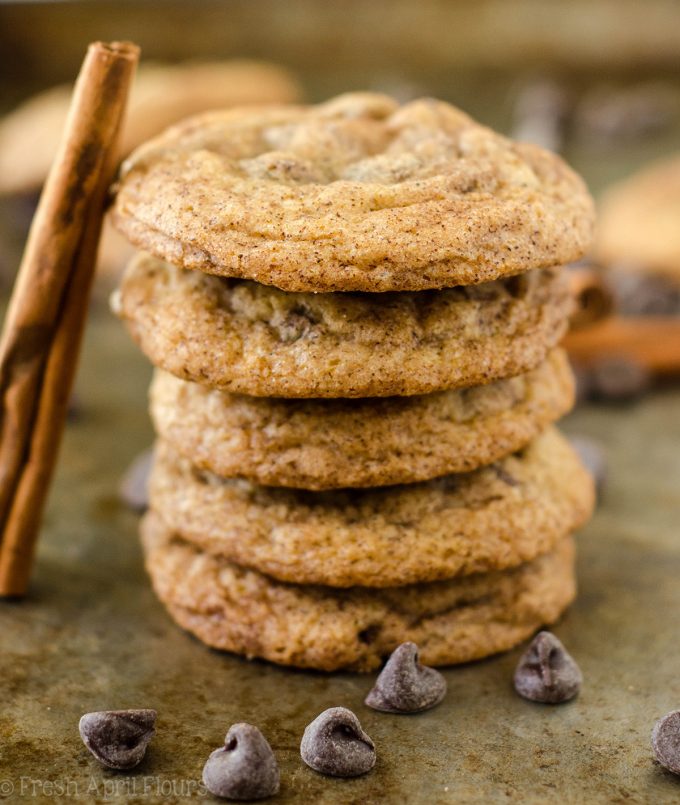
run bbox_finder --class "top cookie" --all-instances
[112,92,595,293]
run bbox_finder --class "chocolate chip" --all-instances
[590,356,651,402]
[79,709,156,769]
[300,707,375,777]
[365,642,447,714]
[513,631,582,704]
[119,448,152,512]
[568,435,607,496]
[277,313,312,343]
[494,466,520,487]
[358,624,381,645]
[203,724,279,800]
[652,710,680,775]
[276,304,320,343]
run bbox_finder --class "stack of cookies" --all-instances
[110,93,596,672]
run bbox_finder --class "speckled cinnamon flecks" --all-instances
[148,427,594,588]
[149,349,574,489]
[115,253,573,398]
[108,90,595,674]
[111,93,594,293]
[141,512,577,672]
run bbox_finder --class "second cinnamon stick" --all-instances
[565,316,680,374]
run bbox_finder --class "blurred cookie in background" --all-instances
[566,154,680,401]
[0,59,302,196]
[595,154,680,311]
[0,59,302,290]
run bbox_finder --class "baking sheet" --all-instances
[1,312,679,803]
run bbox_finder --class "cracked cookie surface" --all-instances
[148,427,594,588]
[112,92,594,293]
[115,253,573,398]
[142,512,577,672]
[150,349,574,488]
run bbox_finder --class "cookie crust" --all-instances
[148,427,594,588]
[112,93,594,293]
[150,349,574,489]
[115,253,573,398]
[142,512,577,672]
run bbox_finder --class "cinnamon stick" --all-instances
[564,316,680,374]
[0,41,139,596]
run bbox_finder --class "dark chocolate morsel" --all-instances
[494,466,520,487]
[513,631,582,704]
[202,723,279,800]
[652,710,680,775]
[119,448,153,512]
[365,642,447,714]
[79,709,156,770]
[300,707,375,777]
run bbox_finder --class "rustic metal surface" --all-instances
[0,308,679,803]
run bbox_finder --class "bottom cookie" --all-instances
[141,512,576,672]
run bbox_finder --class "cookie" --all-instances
[149,349,574,489]
[114,253,573,398]
[148,427,594,588]
[595,154,680,283]
[142,511,577,672]
[111,92,594,293]
[0,60,301,196]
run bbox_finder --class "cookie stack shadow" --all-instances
[111,93,596,672]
